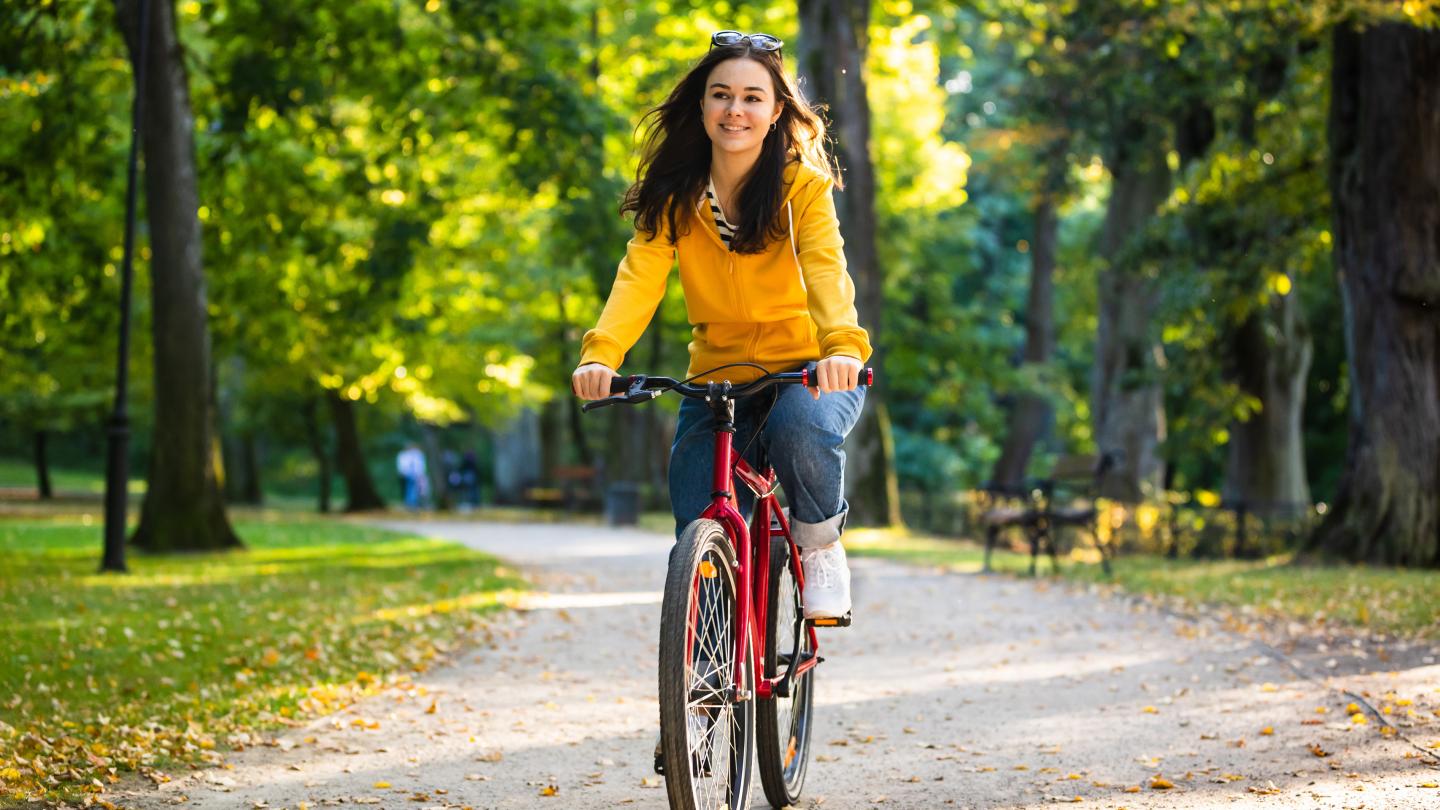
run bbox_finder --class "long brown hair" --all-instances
[621,42,838,254]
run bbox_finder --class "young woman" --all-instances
[572,31,870,620]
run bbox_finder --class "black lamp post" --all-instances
[102,0,151,573]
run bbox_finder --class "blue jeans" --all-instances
[669,384,866,547]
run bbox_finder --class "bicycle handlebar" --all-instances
[580,362,875,413]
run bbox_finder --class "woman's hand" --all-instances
[811,355,863,400]
[572,363,620,401]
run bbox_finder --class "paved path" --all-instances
[117,519,1440,809]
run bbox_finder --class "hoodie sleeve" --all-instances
[793,178,873,363]
[579,227,676,371]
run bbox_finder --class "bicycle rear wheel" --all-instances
[756,539,815,808]
[659,519,755,810]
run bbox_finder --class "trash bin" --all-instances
[605,481,641,526]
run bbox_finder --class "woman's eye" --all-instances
[746,96,761,102]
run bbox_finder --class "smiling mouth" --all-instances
[719,124,749,133]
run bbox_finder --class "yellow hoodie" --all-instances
[580,160,872,383]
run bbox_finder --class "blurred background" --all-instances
[2,0,1437,565]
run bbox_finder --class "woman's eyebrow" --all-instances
[709,83,768,94]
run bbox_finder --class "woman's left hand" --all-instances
[812,355,864,400]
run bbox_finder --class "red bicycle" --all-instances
[583,363,874,810]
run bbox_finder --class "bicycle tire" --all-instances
[755,538,815,808]
[659,519,755,810]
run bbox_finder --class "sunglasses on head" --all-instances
[710,30,783,52]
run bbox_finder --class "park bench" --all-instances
[980,453,1114,576]
[554,464,600,511]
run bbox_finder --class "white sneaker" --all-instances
[800,542,851,619]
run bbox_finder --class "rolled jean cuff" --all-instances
[788,506,847,549]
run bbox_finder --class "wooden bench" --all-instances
[553,464,600,511]
[521,465,600,511]
[981,453,1113,576]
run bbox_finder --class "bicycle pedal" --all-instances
[806,611,852,628]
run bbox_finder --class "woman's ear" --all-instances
[771,102,783,126]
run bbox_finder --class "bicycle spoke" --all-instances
[775,562,799,753]
[683,546,740,809]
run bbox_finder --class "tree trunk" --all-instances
[1093,139,1171,503]
[34,429,53,500]
[303,394,332,513]
[991,193,1058,489]
[119,0,239,552]
[797,0,901,526]
[493,408,542,504]
[326,391,386,512]
[239,431,262,504]
[1310,22,1440,566]
[1217,62,1313,524]
[420,422,450,510]
[557,288,594,469]
[1221,289,1313,517]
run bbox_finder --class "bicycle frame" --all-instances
[696,397,821,703]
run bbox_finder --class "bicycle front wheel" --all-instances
[659,519,755,810]
[756,539,815,807]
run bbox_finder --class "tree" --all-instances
[797,0,902,526]
[990,149,1064,489]
[113,0,239,551]
[1311,20,1440,566]
[0,0,130,502]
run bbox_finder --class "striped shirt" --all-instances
[705,176,737,250]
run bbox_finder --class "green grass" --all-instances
[0,456,134,495]
[844,527,1440,638]
[0,514,525,804]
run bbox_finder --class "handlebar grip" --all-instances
[801,363,876,387]
[609,375,633,394]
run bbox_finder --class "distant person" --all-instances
[396,443,428,510]
[457,450,481,511]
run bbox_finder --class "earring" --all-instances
[769,122,777,132]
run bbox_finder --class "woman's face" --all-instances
[701,57,782,158]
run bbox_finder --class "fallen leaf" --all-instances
[1149,775,1174,790]
[372,781,391,789]
[1308,743,1329,758]
[539,784,558,796]
[1260,727,1274,736]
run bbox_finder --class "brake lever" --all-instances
[581,397,623,413]
[581,388,662,413]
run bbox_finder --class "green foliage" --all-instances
[0,1,137,434]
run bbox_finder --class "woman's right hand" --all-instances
[571,363,620,400]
